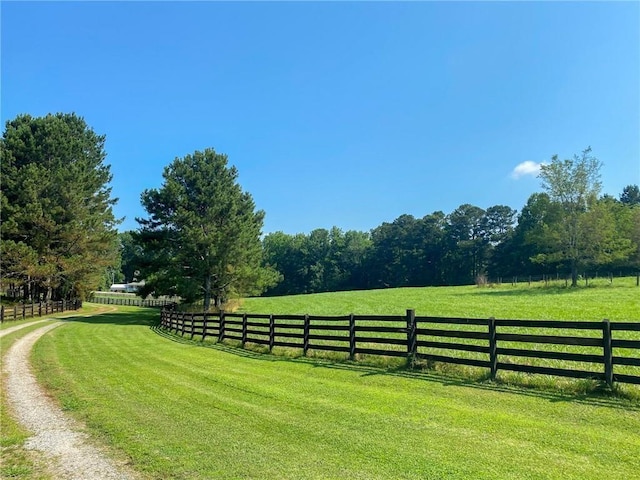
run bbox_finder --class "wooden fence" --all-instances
[159,308,640,388]
[89,296,173,308]
[0,300,82,323]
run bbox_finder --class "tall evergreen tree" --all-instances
[1,113,119,300]
[136,148,278,310]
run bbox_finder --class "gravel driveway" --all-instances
[3,322,138,479]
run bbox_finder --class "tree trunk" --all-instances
[203,275,212,312]
[571,261,578,287]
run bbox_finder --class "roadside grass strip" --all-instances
[32,306,640,480]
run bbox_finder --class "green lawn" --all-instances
[31,304,640,480]
[239,277,640,320]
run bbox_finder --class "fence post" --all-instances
[603,319,613,388]
[22,303,26,319]
[406,309,416,365]
[180,312,186,336]
[1,306,4,322]
[269,314,275,352]
[202,313,208,341]
[219,310,225,343]
[14,305,17,320]
[489,317,497,380]
[303,314,310,356]
[241,313,248,348]
[349,313,356,361]
[190,313,195,340]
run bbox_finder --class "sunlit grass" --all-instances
[240,277,640,320]
[31,306,640,479]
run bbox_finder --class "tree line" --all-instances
[260,181,639,296]
[2,113,639,306]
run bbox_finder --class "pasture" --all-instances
[24,280,640,479]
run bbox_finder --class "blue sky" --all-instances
[2,1,639,235]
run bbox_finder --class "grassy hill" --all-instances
[239,277,640,321]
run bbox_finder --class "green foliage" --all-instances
[136,148,278,310]
[0,113,119,301]
[536,148,634,285]
[620,184,640,206]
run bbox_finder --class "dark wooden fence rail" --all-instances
[159,308,640,388]
[0,300,82,323]
[89,296,173,308]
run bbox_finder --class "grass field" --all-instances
[239,277,640,320]
[29,289,640,479]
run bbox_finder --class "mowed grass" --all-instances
[239,277,640,320]
[32,306,640,480]
[239,279,640,391]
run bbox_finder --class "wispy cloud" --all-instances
[511,161,543,179]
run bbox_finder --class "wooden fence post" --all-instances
[268,314,275,352]
[603,319,613,388]
[190,313,195,340]
[1,306,4,322]
[22,303,26,319]
[39,302,42,316]
[241,313,248,348]
[349,313,356,361]
[303,314,310,356]
[489,317,497,380]
[14,305,17,321]
[406,309,416,365]
[202,313,208,341]
[219,310,225,343]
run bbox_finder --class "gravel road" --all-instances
[3,322,137,479]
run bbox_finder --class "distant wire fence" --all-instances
[89,294,175,308]
[0,300,82,323]
[159,307,640,388]
[481,272,640,287]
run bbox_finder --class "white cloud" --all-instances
[511,161,543,179]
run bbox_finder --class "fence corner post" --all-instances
[489,317,497,380]
[603,319,613,388]
[406,309,417,366]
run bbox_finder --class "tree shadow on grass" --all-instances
[60,308,159,327]
[151,325,640,412]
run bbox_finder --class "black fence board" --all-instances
[496,348,603,363]
[417,340,490,354]
[496,333,602,347]
[497,363,604,379]
[416,317,488,326]
[417,329,488,340]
